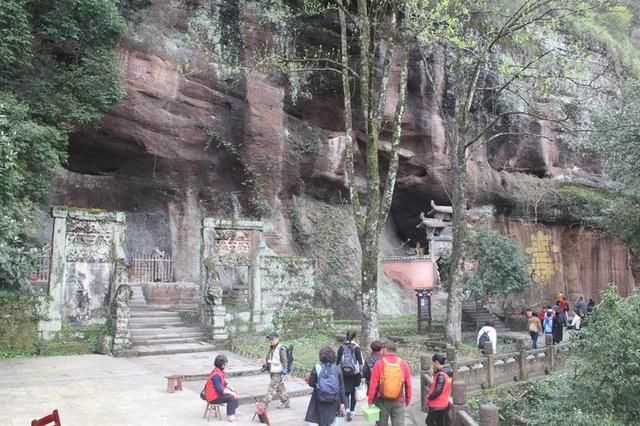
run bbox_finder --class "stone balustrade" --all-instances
[420,340,570,425]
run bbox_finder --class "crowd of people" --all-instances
[527,292,595,349]
[305,333,413,426]
[200,331,430,425]
[201,293,594,425]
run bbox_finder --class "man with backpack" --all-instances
[260,332,290,409]
[305,346,346,426]
[476,321,497,354]
[337,330,363,421]
[367,341,412,426]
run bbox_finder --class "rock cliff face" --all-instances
[51,1,634,315]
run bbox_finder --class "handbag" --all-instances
[355,382,367,401]
[331,415,346,426]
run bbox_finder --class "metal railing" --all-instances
[30,255,50,283]
[128,252,173,283]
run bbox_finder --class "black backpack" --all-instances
[340,343,360,376]
[282,345,294,374]
[478,330,490,349]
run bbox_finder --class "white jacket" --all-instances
[477,326,497,354]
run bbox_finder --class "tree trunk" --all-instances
[360,230,380,346]
[445,132,468,347]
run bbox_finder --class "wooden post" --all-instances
[446,345,458,374]
[548,344,556,371]
[451,381,467,426]
[485,345,495,388]
[420,355,431,413]
[479,404,499,426]
[516,338,528,381]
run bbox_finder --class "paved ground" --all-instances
[0,351,424,426]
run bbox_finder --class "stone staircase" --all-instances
[127,284,215,356]
[462,300,511,334]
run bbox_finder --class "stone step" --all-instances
[128,319,186,328]
[127,342,216,356]
[130,311,182,318]
[130,336,208,346]
[130,327,204,336]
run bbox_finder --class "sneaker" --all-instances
[277,401,291,409]
[227,415,238,422]
[346,412,353,422]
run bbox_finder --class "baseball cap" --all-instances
[266,332,279,339]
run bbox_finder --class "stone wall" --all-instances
[259,255,321,331]
[39,208,126,339]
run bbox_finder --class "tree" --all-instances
[592,81,640,280]
[0,0,126,289]
[415,0,601,346]
[463,228,530,305]
[270,1,459,344]
[526,286,640,424]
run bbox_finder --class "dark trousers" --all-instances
[346,391,357,412]
[426,408,448,426]
[529,331,539,349]
[209,393,239,415]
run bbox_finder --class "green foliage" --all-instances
[465,228,530,301]
[0,0,125,290]
[526,287,640,424]
[0,1,32,78]
[37,319,111,356]
[592,81,640,253]
[0,94,66,289]
[567,2,640,74]
[440,228,530,302]
[0,290,42,357]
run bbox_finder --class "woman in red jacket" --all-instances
[425,354,453,426]
[204,355,240,422]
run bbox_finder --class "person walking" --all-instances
[367,341,412,426]
[528,311,543,349]
[261,332,290,409]
[337,330,363,422]
[543,309,554,345]
[425,354,453,426]
[552,310,564,345]
[203,355,240,422]
[363,340,385,388]
[305,346,347,426]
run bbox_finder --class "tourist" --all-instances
[575,296,588,313]
[305,346,346,426]
[260,332,290,409]
[556,292,569,325]
[543,309,554,344]
[425,354,453,426]
[337,330,364,421]
[567,310,582,330]
[363,340,385,388]
[476,321,497,354]
[203,355,240,422]
[587,298,596,314]
[367,341,412,426]
[528,311,543,349]
[552,310,564,345]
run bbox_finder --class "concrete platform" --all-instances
[0,351,424,425]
